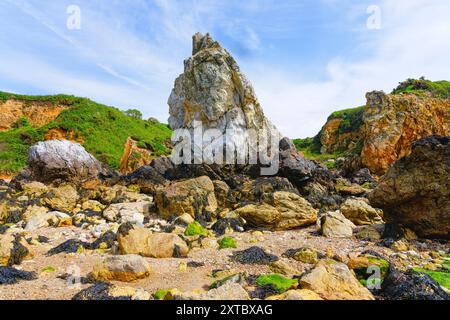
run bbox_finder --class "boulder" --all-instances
[266,289,323,300]
[103,201,151,225]
[73,282,150,300]
[43,185,79,213]
[234,191,317,230]
[117,223,189,258]
[0,234,31,266]
[27,140,107,183]
[299,259,374,300]
[380,268,449,300]
[369,136,450,239]
[91,254,152,282]
[25,211,71,231]
[168,282,249,300]
[340,197,384,225]
[319,211,355,238]
[155,176,218,221]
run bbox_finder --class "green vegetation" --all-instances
[414,268,450,291]
[293,105,365,168]
[392,78,450,99]
[256,274,298,293]
[217,236,237,249]
[153,289,172,300]
[41,266,56,273]
[184,221,207,237]
[124,109,143,120]
[0,91,172,174]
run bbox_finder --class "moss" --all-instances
[218,236,237,249]
[0,91,172,174]
[184,221,207,237]
[256,274,298,293]
[153,289,172,300]
[41,266,56,273]
[414,268,450,290]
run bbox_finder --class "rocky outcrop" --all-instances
[369,136,450,239]
[0,99,68,131]
[313,90,449,175]
[119,137,155,174]
[168,33,281,162]
[26,140,108,184]
[361,92,449,175]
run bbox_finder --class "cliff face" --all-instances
[0,99,68,131]
[361,91,449,175]
[313,91,449,175]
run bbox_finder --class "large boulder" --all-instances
[26,140,108,184]
[361,92,450,175]
[233,191,317,230]
[117,223,189,258]
[299,259,374,300]
[43,185,79,213]
[154,176,218,221]
[369,136,450,239]
[91,254,152,282]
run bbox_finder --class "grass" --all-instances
[256,274,298,293]
[392,78,450,99]
[0,91,172,174]
[184,221,207,237]
[217,236,237,249]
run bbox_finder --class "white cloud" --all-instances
[248,0,450,138]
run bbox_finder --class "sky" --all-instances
[0,0,449,138]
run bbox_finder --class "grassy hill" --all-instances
[0,92,172,175]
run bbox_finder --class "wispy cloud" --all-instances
[0,0,449,138]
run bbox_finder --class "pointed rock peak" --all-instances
[192,32,221,55]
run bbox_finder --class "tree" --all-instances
[124,109,143,120]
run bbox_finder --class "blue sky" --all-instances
[1,0,450,137]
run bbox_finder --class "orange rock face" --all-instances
[44,128,84,143]
[361,92,450,175]
[0,99,67,131]
[320,118,363,155]
[119,137,154,174]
